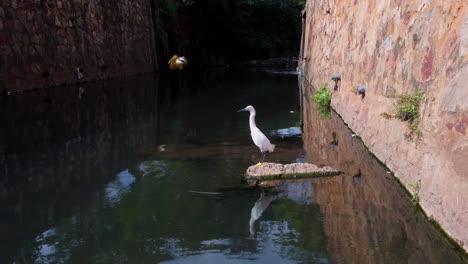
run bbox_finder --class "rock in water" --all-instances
[246,162,342,185]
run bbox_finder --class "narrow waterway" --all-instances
[0,71,465,263]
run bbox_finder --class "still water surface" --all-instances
[0,71,465,263]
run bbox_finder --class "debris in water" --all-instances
[188,190,222,195]
[158,144,166,152]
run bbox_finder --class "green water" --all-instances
[1,71,465,264]
[1,71,329,263]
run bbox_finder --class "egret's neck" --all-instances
[249,111,257,130]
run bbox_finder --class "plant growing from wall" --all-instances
[380,88,424,143]
[311,84,332,119]
[408,180,421,206]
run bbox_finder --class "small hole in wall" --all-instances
[357,85,366,99]
[331,74,342,91]
[326,9,331,14]
[353,170,362,184]
[330,132,338,146]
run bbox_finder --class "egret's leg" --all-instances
[256,152,265,166]
[261,152,266,163]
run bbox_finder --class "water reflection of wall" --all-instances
[302,86,466,264]
[0,74,161,261]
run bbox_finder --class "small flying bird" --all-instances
[238,105,275,166]
[168,55,188,71]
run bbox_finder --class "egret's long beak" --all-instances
[237,108,247,112]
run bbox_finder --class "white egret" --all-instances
[238,105,275,165]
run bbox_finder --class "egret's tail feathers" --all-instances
[268,144,275,152]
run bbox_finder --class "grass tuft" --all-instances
[409,180,421,206]
[311,84,332,119]
[381,88,424,144]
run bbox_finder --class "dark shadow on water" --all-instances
[0,70,320,263]
[0,74,162,262]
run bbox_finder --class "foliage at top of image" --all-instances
[311,84,332,119]
[380,88,425,144]
[161,0,305,60]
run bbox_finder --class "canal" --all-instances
[0,71,465,263]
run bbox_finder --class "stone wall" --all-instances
[301,97,465,263]
[300,0,467,250]
[0,0,157,91]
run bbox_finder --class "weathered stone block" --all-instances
[5,7,14,18]
[246,162,342,183]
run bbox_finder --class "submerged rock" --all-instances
[246,162,341,185]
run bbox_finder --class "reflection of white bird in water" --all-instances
[238,105,275,166]
[249,192,276,236]
[76,67,84,80]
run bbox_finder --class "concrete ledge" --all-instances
[246,162,342,184]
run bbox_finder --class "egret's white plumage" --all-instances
[238,105,275,164]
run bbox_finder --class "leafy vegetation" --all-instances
[311,84,332,119]
[394,89,424,121]
[380,88,425,143]
[160,0,306,62]
[409,181,421,206]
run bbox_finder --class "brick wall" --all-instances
[1,0,157,91]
